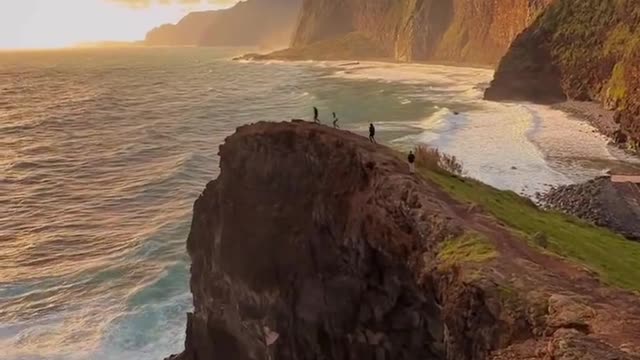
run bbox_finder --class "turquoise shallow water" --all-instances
[1,47,636,359]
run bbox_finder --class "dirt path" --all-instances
[418,174,640,354]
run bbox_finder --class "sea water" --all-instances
[1,47,636,359]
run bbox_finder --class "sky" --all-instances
[0,0,240,49]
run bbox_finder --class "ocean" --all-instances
[1,47,637,360]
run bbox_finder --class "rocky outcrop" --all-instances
[145,0,301,48]
[166,121,640,360]
[485,0,640,149]
[281,0,552,65]
[537,177,640,241]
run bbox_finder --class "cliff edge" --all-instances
[166,121,640,360]
[485,0,640,150]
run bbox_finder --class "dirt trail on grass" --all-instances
[420,172,640,357]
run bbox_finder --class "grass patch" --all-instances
[415,145,464,176]
[438,232,497,267]
[419,166,640,292]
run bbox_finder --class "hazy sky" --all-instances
[0,0,240,49]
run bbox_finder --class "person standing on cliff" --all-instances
[369,123,376,143]
[332,112,339,128]
[408,150,416,174]
[313,107,320,123]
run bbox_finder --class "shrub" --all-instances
[531,232,549,249]
[414,145,464,175]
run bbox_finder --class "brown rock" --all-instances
[286,0,552,65]
[485,0,640,145]
[166,121,640,360]
[547,295,595,334]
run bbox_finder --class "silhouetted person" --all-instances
[313,107,319,123]
[408,150,416,174]
[332,112,339,128]
[369,123,376,143]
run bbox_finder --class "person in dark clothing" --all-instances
[332,112,339,128]
[408,150,416,173]
[369,123,376,143]
[313,107,320,123]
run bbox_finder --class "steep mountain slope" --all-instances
[485,0,640,150]
[164,121,640,360]
[145,0,301,48]
[282,0,551,64]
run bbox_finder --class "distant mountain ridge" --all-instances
[145,0,302,48]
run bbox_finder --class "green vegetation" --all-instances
[437,232,497,267]
[419,165,640,291]
[607,63,627,105]
[415,145,464,176]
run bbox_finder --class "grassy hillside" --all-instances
[416,158,640,292]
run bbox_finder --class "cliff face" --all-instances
[145,0,301,48]
[288,0,552,64]
[166,121,640,360]
[485,0,640,149]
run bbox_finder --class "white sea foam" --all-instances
[327,61,632,195]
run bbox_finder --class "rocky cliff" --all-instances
[281,0,551,64]
[485,0,640,150]
[145,0,301,48]
[165,121,640,360]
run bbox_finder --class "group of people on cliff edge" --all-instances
[313,106,341,129]
[313,107,377,143]
[312,107,416,174]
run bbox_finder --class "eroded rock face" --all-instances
[166,122,526,360]
[176,122,457,360]
[290,0,552,65]
[166,122,640,360]
[485,0,640,148]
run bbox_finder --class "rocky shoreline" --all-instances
[551,101,636,149]
[537,177,640,241]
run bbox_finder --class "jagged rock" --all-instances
[166,121,640,360]
[547,295,595,334]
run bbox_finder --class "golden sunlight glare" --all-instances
[0,0,230,49]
